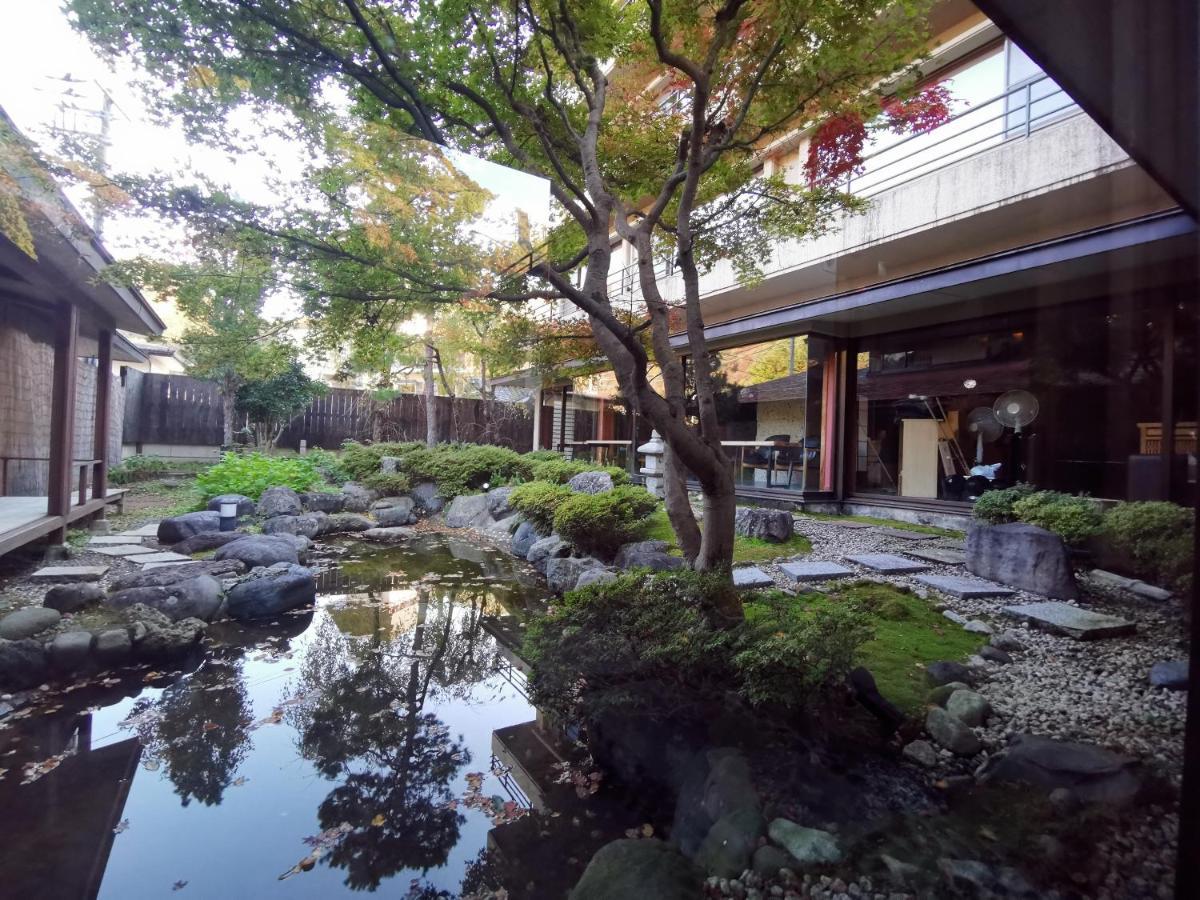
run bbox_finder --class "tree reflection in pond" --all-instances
[125,651,253,807]
[288,584,509,891]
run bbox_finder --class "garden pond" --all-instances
[0,535,648,899]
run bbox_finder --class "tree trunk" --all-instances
[221,389,235,448]
[423,337,437,446]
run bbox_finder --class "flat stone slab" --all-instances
[732,566,774,589]
[915,574,1015,599]
[133,551,193,565]
[142,559,202,570]
[937,539,967,551]
[877,527,937,541]
[89,535,149,545]
[826,520,875,530]
[118,523,161,537]
[30,565,108,582]
[1002,601,1136,641]
[846,554,930,574]
[904,548,967,566]
[779,560,854,582]
[89,544,157,557]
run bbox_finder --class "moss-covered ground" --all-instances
[795,511,963,538]
[743,580,981,713]
[642,508,813,564]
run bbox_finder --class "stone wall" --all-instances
[754,399,806,443]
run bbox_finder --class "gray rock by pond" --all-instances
[109,558,245,592]
[320,513,373,534]
[1150,659,1188,690]
[206,493,257,517]
[567,470,614,494]
[979,733,1141,805]
[926,660,975,687]
[752,844,795,877]
[157,511,221,544]
[136,616,207,661]
[527,536,571,571]
[510,520,543,558]
[444,493,492,529]
[43,582,105,613]
[925,706,982,755]
[375,499,416,527]
[767,819,842,867]
[946,689,991,727]
[299,491,345,513]
[574,567,618,590]
[0,606,61,640]
[734,507,793,543]
[226,563,317,620]
[613,540,683,571]
[544,556,608,595]
[361,527,415,543]
[258,486,303,518]
[0,639,49,689]
[49,631,94,672]
[966,522,1078,599]
[927,681,971,706]
[107,574,225,623]
[261,512,328,539]
[696,805,764,878]
[94,628,133,665]
[214,534,301,569]
[170,530,249,555]
[379,455,401,473]
[410,480,445,515]
[339,482,378,513]
[569,839,699,900]
[486,486,517,519]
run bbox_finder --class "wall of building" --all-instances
[754,399,806,442]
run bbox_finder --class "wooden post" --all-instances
[93,328,112,502]
[46,302,79,541]
[838,339,859,501]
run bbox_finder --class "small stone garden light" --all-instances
[219,500,239,532]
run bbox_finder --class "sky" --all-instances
[0,0,552,327]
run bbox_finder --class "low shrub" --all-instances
[1011,490,1104,545]
[109,455,172,484]
[524,449,564,463]
[195,452,322,500]
[362,471,412,496]
[304,447,352,485]
[529,458,628,486]
[971,483,1036,524]
[1101,501,1193,590]
[339,441,424,481]
[509,481,572,532]
[339,441,531,498]
[552,486,659,559]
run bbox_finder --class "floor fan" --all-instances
[966,406,1003,464]
[993,389,1040,483]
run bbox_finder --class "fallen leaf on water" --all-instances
[113,819,130,834]
[641,823,654,838]
[370,813,386,827]
[201,722,219,732]
[232,776,249,787]
[172,880,188,891]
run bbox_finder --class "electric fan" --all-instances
[966,406,1004,464]
[993,390,1040,433]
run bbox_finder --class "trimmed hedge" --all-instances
[510,481,572,532]
[552,486,659,559]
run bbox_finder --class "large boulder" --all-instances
[486,486,517,520]
[361,527,415,543]
[206,493,256,517]
[978,734,1141,805]
[734,507,794,543]
[0,638,49,689]
[527,536,571,573]
[261,512,328,539]
[696,806,765,878]
[570,839,700,900]
[925,706,982,756]
[567,470,613,495]
[966,523,1078,599]
[49,631,94,672]
[444,493,493,529]
[614,540,683,572]
[135,616,206,661]
[511,520,544,559]
[43,582,105,614]
[157,511,220,544]
[375,499,416,527]
[766,819,842,867]
[544,557,609,595]
[0,607,61,640]
[258,486,303,519]
[94,628,133,666]
[300,491,345,514]
[107,574,225,622]
[215,534,301,569]
[226,563,317,620]
[171,530,249,555]
[320,513,373,535]
[410,480,445,515]
[339,482,377,513]
[946,689,991,727]
[108,558,245,592]
[574,567,617,590]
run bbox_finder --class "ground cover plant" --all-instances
[644,508,813,563]
[1099,501,1194,591]
[195,452,323,501]
[109,455,209,485]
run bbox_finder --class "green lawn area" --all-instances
[795,511,964,539]
[642,508,812,563]
[744,580,982,713]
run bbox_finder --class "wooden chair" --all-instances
[743,434,789,484]
[776,437,819,489]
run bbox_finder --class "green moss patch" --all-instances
[796,511,963,538]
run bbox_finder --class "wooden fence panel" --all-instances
[124,373,224,446]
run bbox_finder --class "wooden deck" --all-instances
[0,490,127,557]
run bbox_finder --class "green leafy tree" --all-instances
[236,359,325,449]
[72,0,937,611]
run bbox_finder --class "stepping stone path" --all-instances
[1002,601,1136,640]
[118,523,162,537]
[90,544,157,557]
[30,565,108,582]
[846,553,930,575]
[143,560,202,570]
[827,521,874,530]
[937,539,967,551]
[89,535,149,545]
[133,551,193,565]
[779,560,854,582]
[732,566,774,589]
[914,574,1015,600]
[904,547,967,566]
[877,527,936,541]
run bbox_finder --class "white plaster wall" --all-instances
[754,400,807,442]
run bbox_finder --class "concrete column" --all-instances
[531,387,543,451]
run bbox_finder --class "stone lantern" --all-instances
[638,430,665,497]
